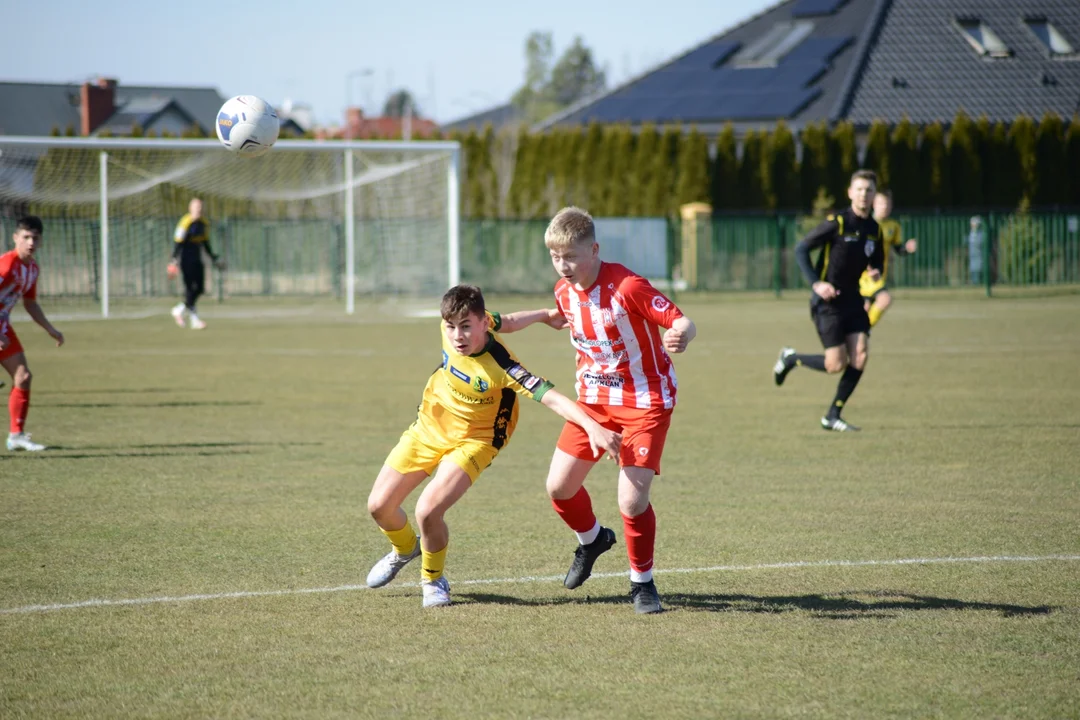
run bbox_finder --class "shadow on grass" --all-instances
[881,423,1080,430]
[36,401,261,409]
[42,441,322,451]
[0,449,258,461]
[457,590,1052,618]
[35,388,189,395]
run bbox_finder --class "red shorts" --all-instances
[0,323,23,361]
[557,402,672,474]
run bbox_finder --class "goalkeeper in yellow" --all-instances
[364,284,621,608]
[860,190,917,327]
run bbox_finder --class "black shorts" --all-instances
[810,296,870,348]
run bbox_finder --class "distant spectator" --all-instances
[968,216,985,285]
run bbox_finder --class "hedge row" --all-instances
[449,112,1080,218]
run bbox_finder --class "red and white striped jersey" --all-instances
[0,250,38,322]
[554,262,684,409]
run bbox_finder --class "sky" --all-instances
[0,0,773,126]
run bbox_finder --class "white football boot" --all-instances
[366,540,421,588]
[421,575,451,608]
[7,432,46,452]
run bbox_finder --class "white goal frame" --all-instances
[0,136,461,317]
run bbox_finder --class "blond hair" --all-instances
[544,206,595,250]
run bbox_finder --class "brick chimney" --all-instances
[80,77,117,135]
[345,107,364,139]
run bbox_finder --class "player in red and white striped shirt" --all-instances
[1,216,65,452]
[500,206,696,613]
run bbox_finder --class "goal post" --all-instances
[0,136,461,317]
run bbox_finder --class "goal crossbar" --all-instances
[0,136,461,317]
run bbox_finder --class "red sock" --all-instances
[551,487,597,533]
[622,504,656,573]
[9,387,29,434]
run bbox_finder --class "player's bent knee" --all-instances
[367,493,393,521]
[824,358,846,374]
[618,496,650,518]
[546,477,577,500]
[413,499,446,531]
[14,366,31,387]
[878,292,892,308]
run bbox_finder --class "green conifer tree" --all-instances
[711,123,739,211]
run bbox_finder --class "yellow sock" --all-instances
[380,519,417,557]
[421,545,448,582]
[868,304,883,327]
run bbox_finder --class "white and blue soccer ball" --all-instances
[216,95,279,157]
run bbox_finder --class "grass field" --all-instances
[2,291,1079,719]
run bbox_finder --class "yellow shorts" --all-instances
[859,274,886,299]
[385,426,498,483]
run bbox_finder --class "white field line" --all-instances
[2,554,1077,616]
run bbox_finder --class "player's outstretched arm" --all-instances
[540,390,621,460]
[498,308,567,333]
[23,299,64,347]
[662,316,697,354]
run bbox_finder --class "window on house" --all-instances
[955,18,1012,58]
[1025,17,1076,57]
[733,21,815,67]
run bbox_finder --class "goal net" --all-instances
[0,137,460,316]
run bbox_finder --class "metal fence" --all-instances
[4,211,1078,303]
[676,211,1080,294]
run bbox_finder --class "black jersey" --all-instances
[172,213,216,266]
[795,208,883,300]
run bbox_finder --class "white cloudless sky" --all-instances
[0,0,773,125]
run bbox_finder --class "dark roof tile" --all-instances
[846,0,1080,124]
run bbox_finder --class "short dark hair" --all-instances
[441,284,486,323]
[877,188,894,201]
[16,215,43,234]
[850,169,878,187]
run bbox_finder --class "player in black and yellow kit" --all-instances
[860,190,917,328]
[773,170,884,431]
[364,284,621,608]
[168,198,223,330]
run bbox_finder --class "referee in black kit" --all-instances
[773,169,884,432]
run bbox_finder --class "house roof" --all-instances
[844,0,1080,124]
[109,84,226,131]
[0,81,81,135]
[442,103,522,132]
[536,0,1080,132]
[0,80,227,136]
[92,97,199,136]
[538,0,879,130]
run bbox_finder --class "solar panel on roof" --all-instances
[556,19,850,124]
[790,0,847,18]
[669,41,741,70]
[780,36,853,64]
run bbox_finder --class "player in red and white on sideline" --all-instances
[498,206,697,613]
[1,216,64,452]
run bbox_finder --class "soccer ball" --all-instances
[215,95,279,157]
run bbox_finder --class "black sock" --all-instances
[793,354,827,372]
[828,366,863,418]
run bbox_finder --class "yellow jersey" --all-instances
[860,217,903,296]
[411,312,554,449]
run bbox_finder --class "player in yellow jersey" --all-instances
[860,190,916,328]
[364,284,622,608]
